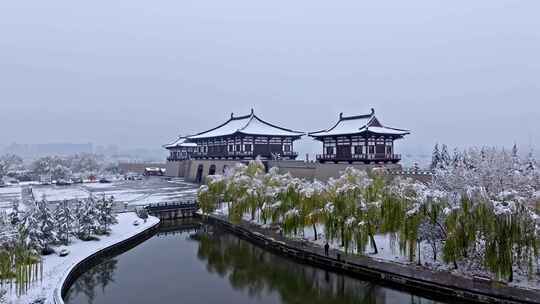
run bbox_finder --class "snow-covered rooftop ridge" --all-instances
[163,136,198,148]
[309,108,410,137]
[187,109,305,139]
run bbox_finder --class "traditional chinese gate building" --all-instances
[183,109,304,160]
[309,109,409,164]
[164,136,198,162]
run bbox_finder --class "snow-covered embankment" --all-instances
[8,213,159,304]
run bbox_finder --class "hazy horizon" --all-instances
[1,1,539,158]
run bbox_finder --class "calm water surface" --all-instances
[65,220,451,304]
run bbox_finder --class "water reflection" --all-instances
[196,227,440,304]
[65,220,448,304]
[65,259,117,304]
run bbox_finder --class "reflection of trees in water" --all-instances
[64,258,118,304]
[156,219,202,238]
[196,229,388,304]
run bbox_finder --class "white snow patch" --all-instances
[6,212,159,304]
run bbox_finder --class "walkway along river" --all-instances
[64,219,453,304]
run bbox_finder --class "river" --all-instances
[65,219,454,304]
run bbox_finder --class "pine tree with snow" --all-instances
[451,148,462,168]
[525,150,537,172]
[77,197,99,240]
[72,199,84,237]
[19,205,43,251]
[430,144,441,170]
[95,195,117,234]
[55,200,74,245]
[9,200,21,225]
[36,198,58,252]
[440,144,451,169]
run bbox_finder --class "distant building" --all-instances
[309,109,409,164]
[165,109,304,161]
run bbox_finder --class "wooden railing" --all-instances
[316,154,401,162]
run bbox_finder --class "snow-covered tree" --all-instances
[95,196,117,234]
[0,210,17,247]
[35,198,58,251]
[440,144,451,169]
[77,197,99,240]
[19,206,43,251]
[66,153,104,177]
[55,200,74,245]
[451,148,462,168]
[431,145,539,280]
[9,200,21,225]
[51,164,72,181]
[18,198,59,253]
[197,145,539,282]
[31,156,71,181]
[430,143,441,170]
[0,153,23,180]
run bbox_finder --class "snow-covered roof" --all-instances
[187,109,305,139]
[163,136,198,149]
[309,109,410,138]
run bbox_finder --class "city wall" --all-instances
[166,159,429,183]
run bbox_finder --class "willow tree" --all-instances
[324,167,368,251]
[300,180,326,240]
[275,178,303,235]
[358,174,386,254]
[480,200,539,282]
[443,195,480,270]
[197,175,226,216]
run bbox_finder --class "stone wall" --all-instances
[185,159,247,183]
[164,161,191,177]
[267,160,317,179]
[268,160,403,181]
[179,159,405,183]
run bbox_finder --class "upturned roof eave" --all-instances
[187,111,305,140]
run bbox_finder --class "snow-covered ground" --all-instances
[32,187,88,202]
[0,177,198,211]
[0,186,21,208]
[5,212,159,304]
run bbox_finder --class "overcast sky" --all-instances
[1,0,539,157]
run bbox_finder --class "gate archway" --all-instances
[208,164,216,176]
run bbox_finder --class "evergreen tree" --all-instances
[96,196,117,234]
[525,150,537,172]
[19,206,43,251]
[430,143,441,170]
[9,200,20,225]
[55,200,74,245]
[35,198,58,252]
[451,148,462,168]
[78,197,99,240]
[440,144,451,169]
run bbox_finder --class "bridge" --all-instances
[144,201,199,220]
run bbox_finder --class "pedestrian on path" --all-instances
[324,242,329,256]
